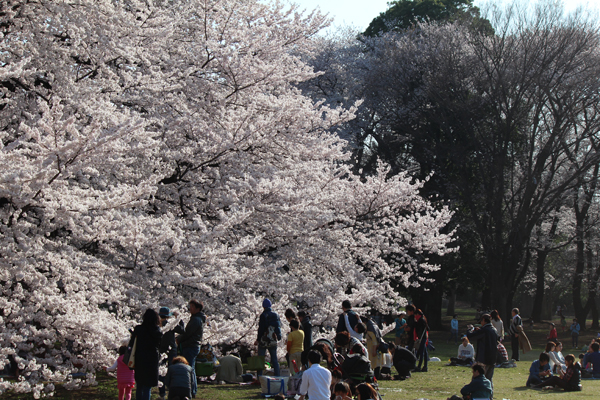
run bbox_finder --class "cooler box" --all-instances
[259,375,289,397]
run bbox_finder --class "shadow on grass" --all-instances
[514,385,533,391]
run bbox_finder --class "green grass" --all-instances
[2,306,600,399]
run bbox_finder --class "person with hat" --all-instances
[255,298,282,377]
[158,307,183,400]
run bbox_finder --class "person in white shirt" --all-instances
[299,350,332,400]
[450,336,475,366]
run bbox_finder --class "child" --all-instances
[333,382,353,400]
[526,352,552,387]
[560,315,567,332]
[531,354,581,391]
[448,314,459,345]
[287,319,304,375]
[105,345,135,400]
[570,319,581,348]
[547,323,557,341]
[165,356,196,400]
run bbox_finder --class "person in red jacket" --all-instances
[547,323,558,341]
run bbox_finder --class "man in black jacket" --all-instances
[176,299,206,396]
[388,343,417,379]
[336,300,360,335]
[298,310,313,369]
[467,313,498,390]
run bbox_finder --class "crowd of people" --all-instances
[105,298,600,400]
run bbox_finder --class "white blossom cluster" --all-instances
[0,0,454,395]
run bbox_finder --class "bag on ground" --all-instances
[259,375,289,396]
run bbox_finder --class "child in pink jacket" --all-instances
[106,346,136,400]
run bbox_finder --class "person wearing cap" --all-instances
[467,313,498,389]
[158,307,183,400]
[255,298,282,377]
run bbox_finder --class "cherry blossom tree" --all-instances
[0,0,454,395]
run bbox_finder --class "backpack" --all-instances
[341,354,373,378]
[259,325,279,348]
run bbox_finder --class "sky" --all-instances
[285,0,600,31]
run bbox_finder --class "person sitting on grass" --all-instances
[526,352,552,387]
[298,350,332,400]
[531,354,581,391]
[582,342,600,378]
[355,382,379,400]
[447,362,493,400]
[333,382,353,400]
[549,341,567,373]
[450,336,474,366]
[496,340,508,365]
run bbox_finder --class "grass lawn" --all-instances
[2,306,599,399]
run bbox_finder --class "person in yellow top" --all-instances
[362,316,383,378]
[287,320,305,375]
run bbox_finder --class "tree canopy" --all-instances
[364,0,491,36]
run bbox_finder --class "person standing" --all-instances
[490,310,504,340]
[256,298,282,377]
[287,319,304,375]
[158,307,183,400]
[336,300,362,340]
[298,310,313,368]
[176,299,206,396]
[129,309,163,400]
[105,345,135,400]
[467,314,498,389]
[298,351,332,400]
[547,323,558,342]
[405,305,429,372]
[570,318,581,348]
[363,315,384,379]
[508,308,523,361]
[394,312,407,346]
[448,314,459,345]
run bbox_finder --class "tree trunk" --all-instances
[447,285,456,316]
[591,299,599,330]
[573,221,590,329]
[531,250,548,321]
